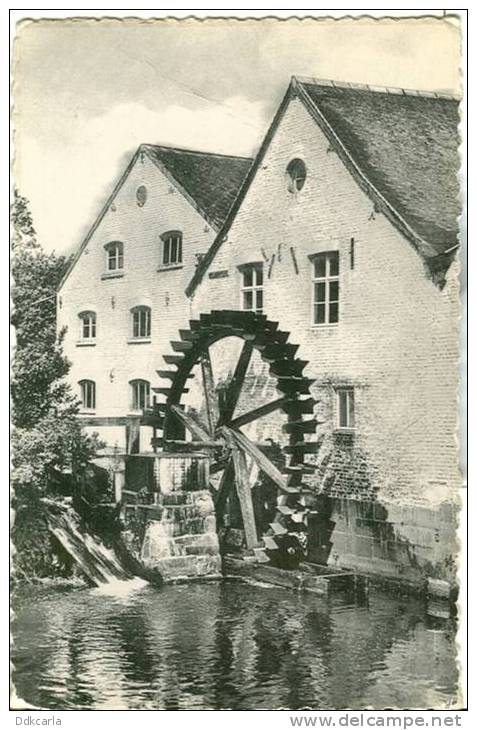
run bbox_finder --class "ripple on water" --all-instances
[11,580,459,711]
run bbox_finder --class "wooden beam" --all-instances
[126,419,141,454]
[229,397,285,429]
[78,415,141,427]
[140,414,164,428]
[213,458,235,525]
[219,340,254,425]
[200,350,220,434]
[152,439,219,452]
[282,418,317,434]
[281,397,316,416]
[223,427,291,493]
[170,405,212,442]
[171,340,193,352]
[283,441,321,454]
[224,433,259,549]
[277,377,314,395]
[210,456,231,474]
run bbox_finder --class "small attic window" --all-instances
[161,231,183,266]
[136,185,147,207]
[104,241,124,272]
[286,158,307,193]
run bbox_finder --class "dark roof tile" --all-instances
[144,145,253,229]
[297,78,461,255]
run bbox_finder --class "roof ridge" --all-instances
[293,75,460,101]
[141,142,253,161]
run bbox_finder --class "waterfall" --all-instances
[47,504,131,587]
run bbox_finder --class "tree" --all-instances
[11,191,101,579]
[11,192,72,428]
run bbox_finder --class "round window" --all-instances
[136,185,147,207]
[286,158,307,193]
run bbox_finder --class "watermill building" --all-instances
[57,76,462,589]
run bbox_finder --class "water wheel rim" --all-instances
[154,310,318,564]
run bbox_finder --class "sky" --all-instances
[13,16,461,256]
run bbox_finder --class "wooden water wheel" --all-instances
[148,310,319,567]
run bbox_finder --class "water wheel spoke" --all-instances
[223,432,259,549]
[170,404,212,443]
[222,426,290,494]
[229,397,286,429]
[218,340,255,426]
[200,349,220,434]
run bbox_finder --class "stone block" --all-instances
[371,538,389,561]
[186,544,221,556]
[355,535,373,558]
[141,522,183,562]
[156,554,222,582]
[195,555,222,577]
[427,577,451,599]
[156,555,200,579]
[301,574,329,595]
[355,518,377,537]
[174,532,219,549]
[438,502,456,524]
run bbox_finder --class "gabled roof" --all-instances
[144,145,252,229]
[297,77,461,256]
[58,144,252,290]
[187,76,461,295]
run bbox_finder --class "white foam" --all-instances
[91,576,149,597]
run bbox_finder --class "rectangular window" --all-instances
[312,252,339,325]
[131,380,150,411]
[336,388,355,429]
[106,242,124,271]
[80,312,96,341]
[132,308,151,339]
[80,381,96,411]
[241,263,264,313]
[162,233,182,265]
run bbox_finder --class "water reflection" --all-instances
[12,580,459,710]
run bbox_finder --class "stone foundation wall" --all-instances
[308,496,459,589]
[120,454,221,583]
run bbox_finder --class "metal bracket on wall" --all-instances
[268,253,276,278]
[290,246,299,274]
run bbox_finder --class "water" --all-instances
[11,579,460,710]
[48,506,130,586]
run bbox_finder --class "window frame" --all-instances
[79,379,96,412]
[335,387,355,431]
[160,230,183,267]
[130,379,151,412]
[130,305,151,341]
[239,262,264,314]
[310,251,340,327]
[104,241,124,273]
[78,311,97,342]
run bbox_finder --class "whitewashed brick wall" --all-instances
[192,97,461,508]
[58,152,214,449]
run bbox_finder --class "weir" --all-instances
[48,505,131,586]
